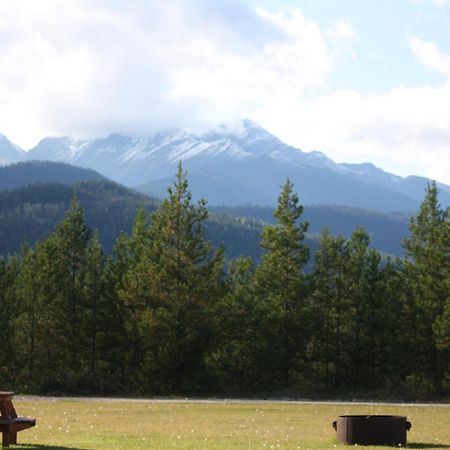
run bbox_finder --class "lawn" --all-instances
[10,397,450,450]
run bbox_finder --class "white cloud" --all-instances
[410,37,450,75]
[262,82,450,184]
[0,1,448,184]
[170,7,338,128]
[0,1,344,148]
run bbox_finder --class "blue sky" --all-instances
[0,0,449,183]
[249,0,450,91]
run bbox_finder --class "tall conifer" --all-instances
[403,182,450,392]
[121,163,224,392]
[254,178,309,388]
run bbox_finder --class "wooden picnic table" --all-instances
[0,391,36,447]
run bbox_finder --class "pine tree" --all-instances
[254,178,309,388]
[345,228,382,387]
[114,211,155,391]
[13,239,70,391]
[83,232,109,391]
[403,182,450,393]
[376,258,419,389]
[310,227,386,390]
[119,208,155,310]
[310,230,350,388]
[207,257,264,390]
[433,207,450,388]
[0,256,20,387]
[121,163,225,393]
[51,196,92,388]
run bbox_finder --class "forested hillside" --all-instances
[0,180,284,260]
[0,166,448,399]
[0,180,157,255]
[0,160,106,190]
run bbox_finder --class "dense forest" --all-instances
[0,180,156,255]
[0,180,276,260]
[0,164,448,399]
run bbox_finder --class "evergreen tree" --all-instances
[254,178,309,388]
[121,163,225,393]
[51,196,92,388]
[403,182,450,393]
[115,210,156,391]
[310,230,350,388]
[98,246,131,393]
[0,256,20,387]
[433,208,450,390]
[376,258,420,390]
[207,257,265,390]
[310,227,386,390]
[83,232,111,391]
[14,200,113,392]
[13,239,72,391]
[345,228,382,387]
[119,208,155,310]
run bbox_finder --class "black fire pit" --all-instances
[332,415,412,446]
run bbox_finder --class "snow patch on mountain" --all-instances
[22,119,400,187]
[341,162,403,183]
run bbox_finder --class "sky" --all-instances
[0,0,450,184]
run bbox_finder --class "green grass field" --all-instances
[10,398,450,449]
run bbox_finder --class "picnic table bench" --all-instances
[0,391,35,447]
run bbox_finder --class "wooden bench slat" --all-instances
[0,392,14,397]
[0,419,36,432]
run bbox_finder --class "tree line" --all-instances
[0,164,449,398]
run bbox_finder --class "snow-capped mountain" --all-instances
[10,119,450,211]
[0,134,25,165]
[26,120,346,184]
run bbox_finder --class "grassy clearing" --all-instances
[10,398,450,450]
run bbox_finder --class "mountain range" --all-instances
[1,120,449,212]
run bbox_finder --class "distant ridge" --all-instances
[0,160,106,190]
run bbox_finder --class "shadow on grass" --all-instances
[17,445,90,450]
[408,444,450,449]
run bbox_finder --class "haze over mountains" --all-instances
[0,133,25,165]
[1,120,449,212]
